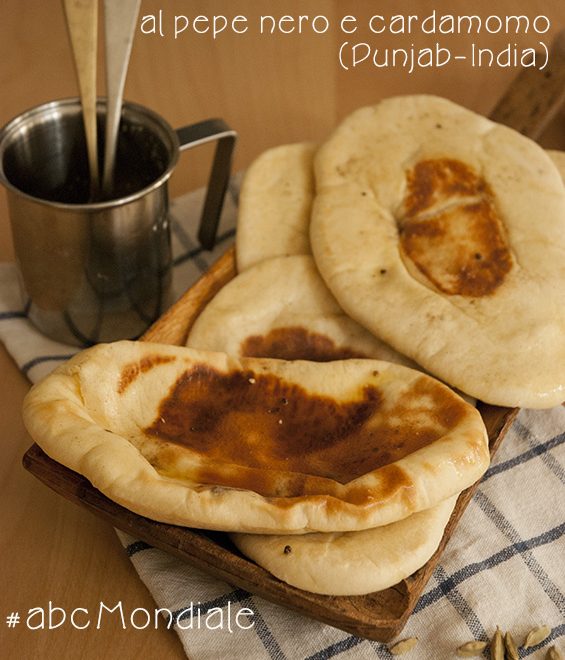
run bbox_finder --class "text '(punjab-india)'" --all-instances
[140,10,551,72]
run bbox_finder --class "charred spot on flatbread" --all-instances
[398,158,513,297]
[118,354,176,393]
[144,364,467,499]
[240,326,367,361]
[186,255,416,370]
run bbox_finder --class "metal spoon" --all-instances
[62,0,99,199]
[102,0,141,197]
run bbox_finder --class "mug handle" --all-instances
[175,119,237,250]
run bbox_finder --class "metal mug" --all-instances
[0,98,236,346]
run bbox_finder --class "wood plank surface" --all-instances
[0,345,185,659]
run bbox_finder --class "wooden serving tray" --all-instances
[23,246,518,642]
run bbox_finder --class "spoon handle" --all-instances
[62,0,99,199]
[102,0,141,196]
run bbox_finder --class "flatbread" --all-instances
[23,340,488,533]
[237,142,565,277]
[236,143,317,271]
[311,95,565,408]
[187,254,415,368]
[547,148,565,176]
[231,495,457,595]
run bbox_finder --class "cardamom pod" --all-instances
[524,625,551,649]
[490,627,504,660]
[456,640,488,656]
[390,637,418,655]
[546,646,563,660]
[504,631,519,660]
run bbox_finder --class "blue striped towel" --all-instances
[1,182,563,659]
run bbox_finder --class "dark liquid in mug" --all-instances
[3,114,170,203]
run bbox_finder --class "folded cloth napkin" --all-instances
[1,182,563,660]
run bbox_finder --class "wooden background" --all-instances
[2,0,565,256]
[1,1,565,658]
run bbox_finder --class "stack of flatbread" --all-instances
[23,96,565,597]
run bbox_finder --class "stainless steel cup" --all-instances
[0,98,236,346]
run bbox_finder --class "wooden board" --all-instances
[23,247,518,642]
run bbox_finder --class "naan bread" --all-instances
[231,496,457,595]
[187,254,415,368]
[311,95,565,408]
[547,148,565,176]
[236,143,316,271]
[23,340,488,533]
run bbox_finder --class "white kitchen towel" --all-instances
[1,182,563,659]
